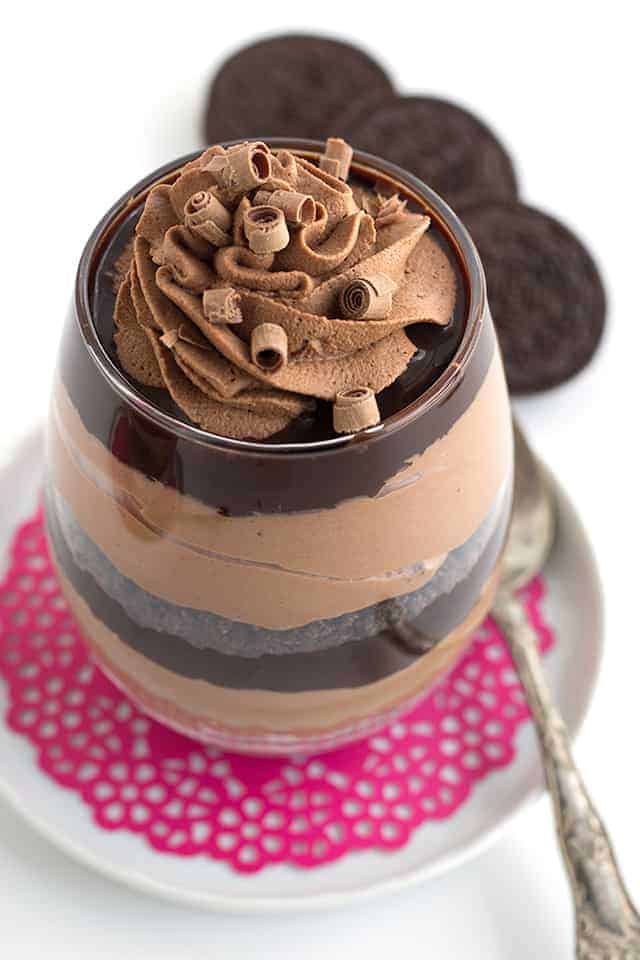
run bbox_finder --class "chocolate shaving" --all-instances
[338,273,398,320]
[243,205,290,254]
[204,141,272,199]
[251,323,288,372]
[333,386,380,433]
[184,190,232,247]
[319,137,353,181]
[169,167,219,220]
[293,156,359,228]
[254,189,316,226]
[319,158,341,179]
[203,287,243,325]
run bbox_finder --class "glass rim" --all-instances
[75,137,487,457]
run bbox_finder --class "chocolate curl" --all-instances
[254,189,316,227]
[243,205,290,254]
[251,323,288,372]
[205,142,272,198]
[184,191,232,247]
[319,138,353,182]
[333,387,380,434]
[202,287,243,325]
[294,156,359,228]
[320,158,341,179]
[338,274,398,320]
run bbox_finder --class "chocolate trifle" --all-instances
[46,138,513,754]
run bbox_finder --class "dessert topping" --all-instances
[338,274,398,320]
[203,287,243,325]
[333,386,381,433]
[243,205,290,254]
[204,141,272,198]
[114,139,454,439]
[184,190,232,247]
[319,137,354,181]
[251,323,288,372]
[253,189,316,226]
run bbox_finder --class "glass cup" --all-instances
[45,139,513,755]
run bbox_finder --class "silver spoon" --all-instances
[493,422,640,958]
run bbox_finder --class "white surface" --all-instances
[1,1,639,956]
[0,431,603,913]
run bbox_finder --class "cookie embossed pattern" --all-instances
[0,505,553,874]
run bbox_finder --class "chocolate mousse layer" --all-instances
[57,567,501,748]
[46,481,508,690]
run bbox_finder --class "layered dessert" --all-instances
[46,138,512,753]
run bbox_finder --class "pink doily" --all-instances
[0,508,553,873]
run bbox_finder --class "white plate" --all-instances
[0,429,603,913]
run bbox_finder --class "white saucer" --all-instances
[0,429,603,913]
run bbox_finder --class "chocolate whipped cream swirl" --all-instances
[114,139,455,440]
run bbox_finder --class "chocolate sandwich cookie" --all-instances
[204,35,393,143]
[462,202,606,393]
[337,95,518,212]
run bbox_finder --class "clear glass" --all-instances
[45,140,513,755]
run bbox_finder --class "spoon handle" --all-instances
[493,591,640,957]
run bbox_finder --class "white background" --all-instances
[2,1,639,956]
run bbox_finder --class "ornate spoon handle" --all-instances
[493,591,640,958]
